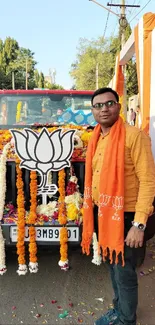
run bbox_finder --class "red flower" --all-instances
[52,211,58,220]
[66,181,77,196]
[43,216,49,222]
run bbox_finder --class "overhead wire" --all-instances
[126,0,137,19]
[125,0,141,22]
[129,0,152,23]
[127,0,142,21]
[110,0,119,35]
[103,0,112,38]
[103,11,110,38]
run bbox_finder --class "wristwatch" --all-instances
[132,221,146,231]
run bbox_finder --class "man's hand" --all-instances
[125,226,144,248]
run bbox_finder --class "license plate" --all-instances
[10,226,79,242]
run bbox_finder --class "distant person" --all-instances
[135,105,142,129]
[129,108,136,126]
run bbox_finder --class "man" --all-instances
[81,87,155,325]
[129,108,136,126]
[135,105,142,129]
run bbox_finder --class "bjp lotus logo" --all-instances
[11,128,75,203]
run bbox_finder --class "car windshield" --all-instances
[0,93,92,126]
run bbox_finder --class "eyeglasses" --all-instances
[92,100,118,110]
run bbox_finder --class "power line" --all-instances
[129,0,152,23]
[113,0,120,14]
[103,11,110,38]
[108,1,119,36]
[127,0,141,21]
[111,18,119,36]
[103,1,112,38]
[126,0,136,17]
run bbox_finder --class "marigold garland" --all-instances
[58,169,69,270]
[58,169,66,226]
[28,171,38,273]
[59,227,68,262]
[0,130,12,152]
[0,142,11,274]
[16,160,27,275]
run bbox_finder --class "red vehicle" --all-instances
[0,90,94,246]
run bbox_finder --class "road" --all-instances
[0,242,155,325]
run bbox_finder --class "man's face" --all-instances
[91,92,121,127]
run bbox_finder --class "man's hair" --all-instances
[91,87,119,105]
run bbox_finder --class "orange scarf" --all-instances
[81,117,125,265]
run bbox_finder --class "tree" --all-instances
[0,37,19,89]
[126,58,138,97]
[38,72,45,88]
[44,80,64,90]
[70,28,138,98]
[34,69,40,87]
[9,47,37,89]
[0,37,37,89]
[70,36,120,90]
[0,68,5,89]
[121,24,138,97]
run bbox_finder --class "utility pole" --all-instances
[107,1,140,48]
[107,1,140,119]
[96,63,99,89]
[120,0,127,118]
[26,57,28,90]
[12,71,15,90]
[120,0,126,47]
[89,0,140,117]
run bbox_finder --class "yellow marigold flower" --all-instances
[67,203,78,221]
[81,131,93,145]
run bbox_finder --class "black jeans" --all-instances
[94,206,146,325]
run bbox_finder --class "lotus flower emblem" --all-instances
[11,127,75,203]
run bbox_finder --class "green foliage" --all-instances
[44,81,64,90]
[0,37,64,91]
[34,69,40,86]
[70,36,120,90]
[0,37,37,89]
[126,58,138,97]
[70,26,138,98]
[38,72,45,88]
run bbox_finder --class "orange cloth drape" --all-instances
[134,13,155,132]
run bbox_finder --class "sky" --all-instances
[0,0,155,89]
